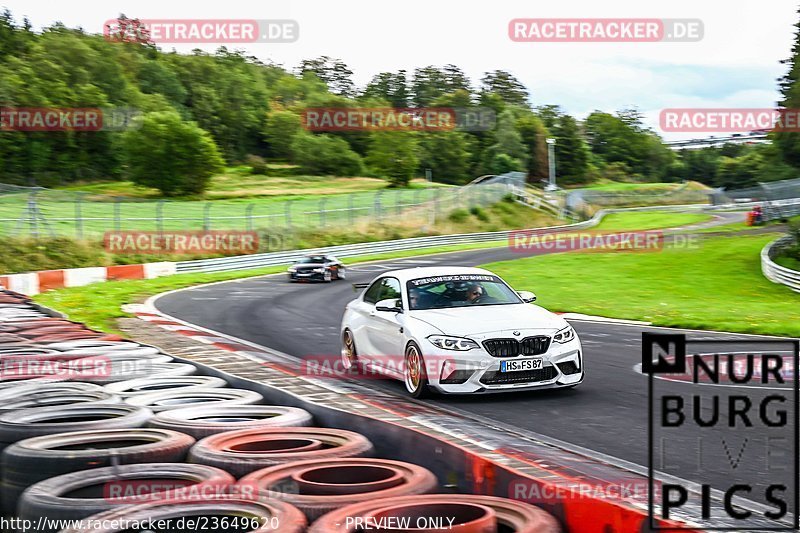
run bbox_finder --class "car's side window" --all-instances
[379,278,401,301]
[363,279,384,304]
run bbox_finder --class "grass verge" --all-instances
[483,233,800,337]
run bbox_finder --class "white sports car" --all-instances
[340,266,584,397]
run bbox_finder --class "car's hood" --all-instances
[409,304,566,336]
[292,263,325,268]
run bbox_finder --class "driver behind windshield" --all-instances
[465,283,484,304]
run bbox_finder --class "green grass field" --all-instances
[592,211,711,231]
[483,233,800,337]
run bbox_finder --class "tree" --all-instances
[290,132,364,176]
[366,132,419,187]
[715,152,764,189]
[775,8,800,169]
[552,115,590,185]
[481,109,528,172]
[263,110,302,159]
[410,65,471,107]
[122,111,224,196]
[298,56,355,97]
[480,70,529,108]
[418,131,472,184]
[516,113,549,182]
[362,71,409,107]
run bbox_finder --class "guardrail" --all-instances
[175,213,606,273]
[761,235,800,293]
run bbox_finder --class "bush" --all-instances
[448,208,469,223]
[469,206,489,222]
[246,155,268,175]
[291,133,364,176]
[122,111,225,197]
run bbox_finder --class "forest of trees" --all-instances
[0,11,798,194]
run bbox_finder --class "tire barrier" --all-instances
[0,288,568,530]
[77,362,197,385]
[0,389,120,410]
[0,404,152,446]
[0,381,102,400]
[309,494,562,532]
[104,376,228,398]
[126,388,264,413]
[1,429,194,515]
[17,463,235,527]
[58,497,307,533]
[237,458,438,520]
[147,405,314,439]
[189,427,374,477]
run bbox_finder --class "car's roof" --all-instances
[381,266,496,283]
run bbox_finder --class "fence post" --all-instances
[114,197,122,232]
[395,190,401,216]
[203,202,212,231]
[29,192,39,239]
[374,190,383,223]
[246,204,254,232]
[285,199,293,229]
[156,200,165,235]
[319,197,327,226]
[348,193,355,226]
[75,192,84,239]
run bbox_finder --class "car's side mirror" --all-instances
[376,298,403,313]
[517,291,536,303]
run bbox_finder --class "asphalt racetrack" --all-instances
[156,226,796,512]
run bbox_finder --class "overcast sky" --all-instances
[2,0,796,139]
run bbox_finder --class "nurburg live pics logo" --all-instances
[643,332,800,530]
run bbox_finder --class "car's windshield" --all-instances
[298,256,326,264]
[406,274,522,310]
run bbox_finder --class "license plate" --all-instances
[501,358,543,372]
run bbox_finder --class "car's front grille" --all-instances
[557,361,580,375]
[483,339,519,357]
[483,336,550,357]
[521,336,550,355]
[480,366,558,385]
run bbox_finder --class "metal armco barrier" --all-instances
[173,213,608,274]
[762,235,800,293]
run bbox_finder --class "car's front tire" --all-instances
[341,329,359,372]
[404,342,431,399]
[323,270,332,283]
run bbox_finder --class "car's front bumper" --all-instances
[423,336,584,394]
[288,271,326,281]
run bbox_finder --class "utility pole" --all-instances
[545,138,557,192]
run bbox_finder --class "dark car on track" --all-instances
[287,255,346,282]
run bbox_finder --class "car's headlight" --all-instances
[553,325,576,344]
[313,268,326,273]
[427,335,479,351]
[288,267,297,272]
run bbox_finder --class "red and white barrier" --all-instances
[0,262,176,296]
